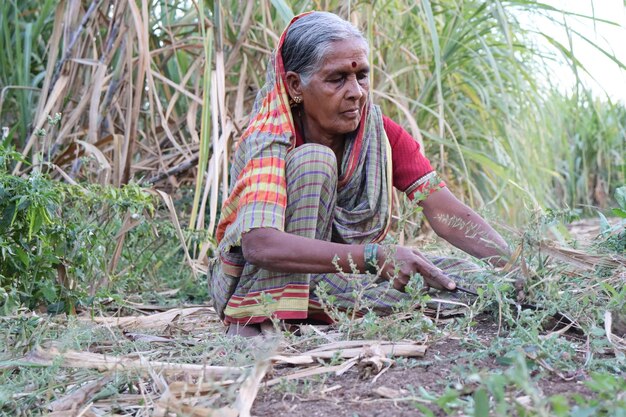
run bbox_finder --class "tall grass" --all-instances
[0,0,624,235]
[545,90,626,211]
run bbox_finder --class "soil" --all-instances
[252,316,595,417]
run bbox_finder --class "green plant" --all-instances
[0,145,203,313]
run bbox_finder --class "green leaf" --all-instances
[14,246,29,267]
[413,404,435,417]
[549,395,569,417]
[598,211,611,232]
[436,388,460,409]
[612,208,626,219]
[40,281,57,303]
[270,0,294,25]
[46,301,66,314]
[474,388,489,417]
[496,355,513,366]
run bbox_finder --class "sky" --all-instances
[519,0,626,103]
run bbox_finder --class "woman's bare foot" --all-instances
[226,323,262,338]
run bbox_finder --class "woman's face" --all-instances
[286,39,370,143]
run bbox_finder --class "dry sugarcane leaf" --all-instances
[167,380,238,397]
[17,345,245,379]
[53,134,115,167]
[264,364,345,387]
[539,240,626,270]
[122,302,195,312]
[152,69,203,106]
[153,190,198,277]
[122,331,190,344]
[88,62,108,144]
[311,344,426,359]
[48,375,114,412]
[305,339,406,353]
[270,342,426,367]
[320,384,342,394]
[605,311,626,351]
[108,213,136,275]
[14,74,69,174]
[234,358,271,417]
[46,408,98,417]
[75,140,112,182]
[83,307,217,330]
[155,396,238,417]
[269,355,314,365]
[373,386,410,399]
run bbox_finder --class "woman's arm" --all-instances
[242,228,364,274]
[242,228,456,291]
[419,187,510,267]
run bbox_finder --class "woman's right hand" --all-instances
[379,245,456,292]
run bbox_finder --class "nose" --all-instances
[345,76,364,101]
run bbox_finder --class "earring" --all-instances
[289,95,302,109]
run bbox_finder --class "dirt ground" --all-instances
[248,218,625,416]
[251,315,594,417]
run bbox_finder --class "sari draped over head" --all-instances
[215,12,392,256]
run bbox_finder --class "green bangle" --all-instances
[364,243,379,274]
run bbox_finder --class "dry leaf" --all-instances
[19,345,245,379]
[49,375,114,412]
[373,386,409,399]
[235,359,271,417]
[605,311,626,351]
[123,331,188,344]
[83,307,217,330]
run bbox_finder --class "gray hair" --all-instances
[281,12,368,85]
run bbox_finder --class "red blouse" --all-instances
[383,116,445,200]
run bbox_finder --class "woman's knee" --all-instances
[285,143,338,182]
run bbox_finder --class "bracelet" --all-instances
[364,243,379,274]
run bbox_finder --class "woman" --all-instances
[209,11,510,337]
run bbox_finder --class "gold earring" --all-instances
[290,96,302,108]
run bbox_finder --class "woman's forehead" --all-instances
[318,40,369,73]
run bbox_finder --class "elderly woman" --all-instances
[209,11,509,337]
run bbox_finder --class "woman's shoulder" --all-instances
[380,114,417,149]
[381,114,403,138]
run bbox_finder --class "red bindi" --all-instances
[351,61,357,68]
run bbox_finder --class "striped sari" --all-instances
[208,13,483,325]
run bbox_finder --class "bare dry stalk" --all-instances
[18,344,245,379]
[82,306,217,330]
[48,374,115,413]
